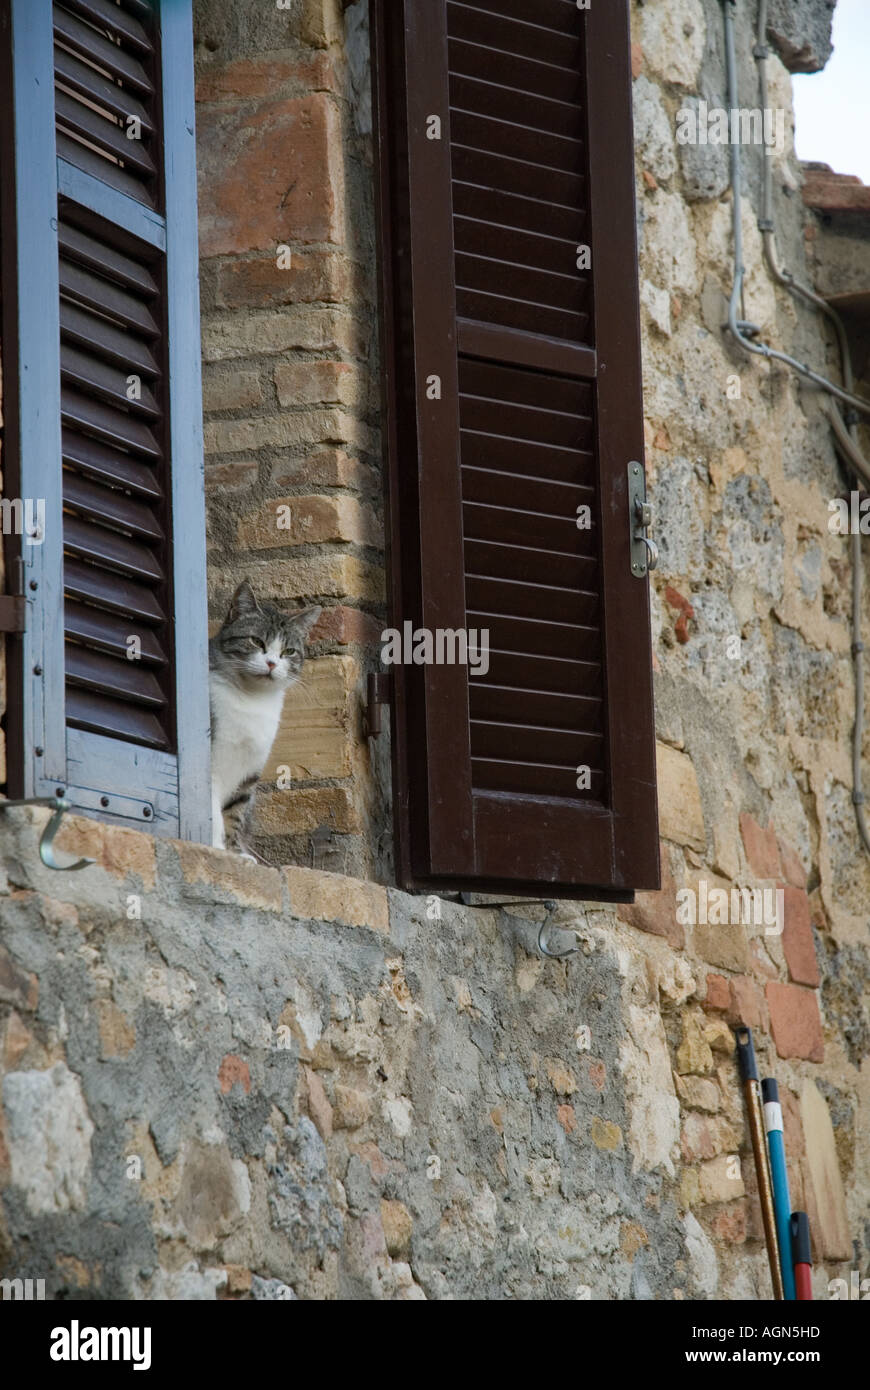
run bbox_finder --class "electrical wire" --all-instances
[721,0,870,857]
[722,0,870,415]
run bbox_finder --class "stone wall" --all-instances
[0,805,858,1299]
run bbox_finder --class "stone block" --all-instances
[197,94,344,257]
[767,982,824,1062]
[656,743,705,850]
[283,865,388,932]
[781,884,820,987]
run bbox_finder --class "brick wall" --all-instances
[194,0,390,879]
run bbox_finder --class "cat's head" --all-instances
[210,580,321,691]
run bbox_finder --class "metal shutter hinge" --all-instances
[628,462,658,577]
[364,672,391,738]
[0,558,28,632]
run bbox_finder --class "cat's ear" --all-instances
[227,578,260,623]
[291,605,322,641]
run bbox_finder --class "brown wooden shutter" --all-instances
[1,0,209,838]
[373,0,659,898]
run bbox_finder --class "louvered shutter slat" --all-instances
[66,647,166,707]
[64,517,164,584]
[468,683,601,731]
[58,262,160,336]
[62,430,162,500]
[465,575,598,626]
[449,111,582,173]
[65,689,169,749]
[53,7,154,93]
[57,222,160,296]
[54,91,157,178]
[54,47,155,135]
[61,347,160,418]
[64,601,167,666]
[61,389,161,458]
[61,0,154,54]
[447,2,583,62]
[449,74,580,136]
[63,473,164,542]
[64,558,164,623]
[459,0,581,34]
[60,305,160,379]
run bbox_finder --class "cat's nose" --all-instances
[266,659,277,671]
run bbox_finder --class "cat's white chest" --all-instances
[210,673,284,801]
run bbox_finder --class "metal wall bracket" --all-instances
[0,796,95,871]
[0,595,27,633]
[0,558,28,632]
[364,672,390,738]
[628,461,658,578]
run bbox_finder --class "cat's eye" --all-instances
[249,637,266,651]
[283,646,299,658]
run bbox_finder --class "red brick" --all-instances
[312,605,383,646]
[739,812,781,879]
[766,982,824,1062]
[197,94,343,257]
[218,1054,251,1095]
[781,885,820,987]
[777,837,807,888]
[196,54,339,103]
[631,42,644,79]
[274,361,361,410]
[728,975,767,1031]
[270,448,375,492]
[617,843,684,949]
[214,251,355,309]
[703,973,730,1011]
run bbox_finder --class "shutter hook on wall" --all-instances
[538,904,581,959]
[0,797,95,871]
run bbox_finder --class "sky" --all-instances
[792,0,870,184]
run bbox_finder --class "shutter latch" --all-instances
[364,672,390,738]
[0,558,28,632]
[628,463,658,577]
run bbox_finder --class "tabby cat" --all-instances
[209,579,321,853]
